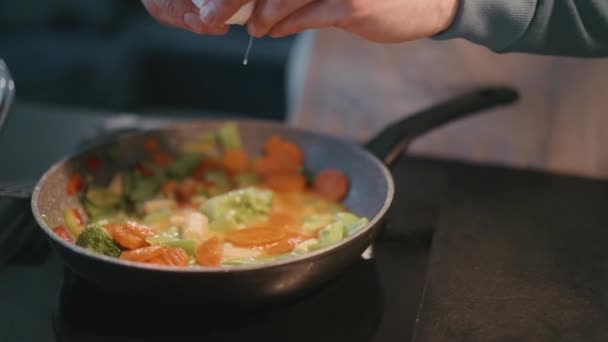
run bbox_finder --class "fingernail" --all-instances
[199,1,216,25]
[184,12,202,32]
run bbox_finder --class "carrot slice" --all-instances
[121,246,165,262]
[161,180,178,197]
[113,227,148,250]
[152,152,172,167]
[226,227,287,247]
[263,173,306,193]
[159,247,189,267]
[195,237,223,267]
[66,174,83,196]
[221,149,249,174]
[52,226,72,242]
[313,169,350,202]
[263,136,304,166]
[121,246,188,267]
[176,179,199,202]
[103,223,122,236]
[263,232,307,255]
[70,208,84,226]
[124,222,156,238]
[267,213,296,230]
[252,156,284,176]
[112,223,155,250]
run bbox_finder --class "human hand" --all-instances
[245,0,460,43]
[141,0,230,35]
[142,0,459,44]
[191,0,459,43]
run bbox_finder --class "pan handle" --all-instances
[364,87,519,166]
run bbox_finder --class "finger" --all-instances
[199,0,252,27]
[184,12,230,34]
[268,1,347,38]
[247,0,317,38]
[142,0,200,32]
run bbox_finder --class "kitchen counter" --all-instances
[413,162,608,341]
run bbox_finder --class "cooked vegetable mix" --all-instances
[53,123,368,267]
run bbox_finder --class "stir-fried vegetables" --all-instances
[52,123,368,268]
[76,224,121,257]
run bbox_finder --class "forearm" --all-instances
[434,0,608,57]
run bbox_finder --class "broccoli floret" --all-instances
[202,187,272,230]
[76,224,121,257]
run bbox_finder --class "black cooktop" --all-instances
[5,216,430,342]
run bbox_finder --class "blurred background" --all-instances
[0,0,295,120]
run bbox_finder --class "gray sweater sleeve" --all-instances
[433,0,608,57]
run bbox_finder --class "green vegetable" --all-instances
[196,132,217,145]
[190,195,207,209]
[129,178,161,202]
[86,186,122,208]
[217,123,241,150]
[149,164,167,184]
[234,172,259,187]
[142,209,172,227]
[308,222,345,251]
[301,214,333,234]
[209,217,238,232]
[335,212,369,235]
[205,169,231,189]
[167,154,201,179]
[63,208,84,237]
[202,187,273,229]
[76,224,121,257]
[163,240,197,256]
[84,200,119,221]
[106,144,121,164]
[223,254,292,266]
[222,258,262,266]
[181,132,218,156]
[146,237,197,256]
[327,203,345,214]
[121,171,135,199]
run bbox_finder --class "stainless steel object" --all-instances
[0,59,15,132]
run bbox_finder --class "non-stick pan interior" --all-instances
[32,120,393,256]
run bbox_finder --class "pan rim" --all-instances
[31,118,395,274]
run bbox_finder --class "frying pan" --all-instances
[4,84,518,305]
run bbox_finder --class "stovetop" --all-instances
[4,219,430,342]
[0,104,440,342]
